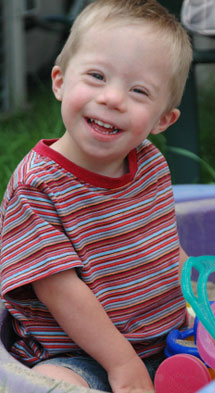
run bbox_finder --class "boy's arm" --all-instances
[33,268,154,393]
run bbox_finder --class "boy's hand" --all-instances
[107,353,154,393]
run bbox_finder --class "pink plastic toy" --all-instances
[197,302,215,370]
[154,354,211,393]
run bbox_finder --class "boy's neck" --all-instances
[50,138,129,178]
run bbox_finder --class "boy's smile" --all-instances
[87,118,121,135]
[51,23,179,177]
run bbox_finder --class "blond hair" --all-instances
[55,0,193,111]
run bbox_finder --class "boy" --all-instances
[0,0,192,392]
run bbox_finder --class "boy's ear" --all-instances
[51,66,64,101]
[151,108,180,135]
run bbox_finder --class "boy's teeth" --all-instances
[89,118,119,134]
[94,119,113,129]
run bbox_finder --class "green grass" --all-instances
[0,83,63,201]
[0,81,214,202]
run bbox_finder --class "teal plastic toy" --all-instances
[181,256,215,341]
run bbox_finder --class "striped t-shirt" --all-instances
[0,138,186,366]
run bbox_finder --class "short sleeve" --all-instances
[1,185,83,297]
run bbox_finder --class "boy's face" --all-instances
[52,23,180,176]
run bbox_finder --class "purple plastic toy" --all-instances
[173,184,215,282]
[196,381,215,393]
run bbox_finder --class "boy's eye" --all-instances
[90,72,104,81]
[133,88,147,96]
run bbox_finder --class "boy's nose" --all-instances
[97,86,126,112]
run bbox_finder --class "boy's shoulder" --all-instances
[13,148,55,185]
[137,139,167,166]
[2,140,68,203]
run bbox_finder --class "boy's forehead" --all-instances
[73,22,172,75]
[78,21,167,51]
[84,18,158,35]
